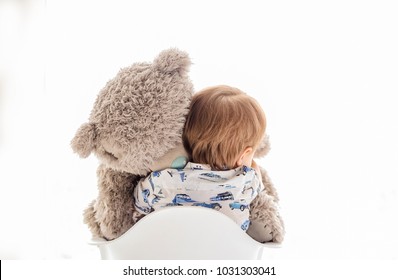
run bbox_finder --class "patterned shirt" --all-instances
[134,162,264,231]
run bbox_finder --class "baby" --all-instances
[134,85,266,231]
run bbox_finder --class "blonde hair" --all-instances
[183,85,266,170]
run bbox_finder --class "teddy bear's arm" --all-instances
[247,166,285,243]
[85,164,145,240]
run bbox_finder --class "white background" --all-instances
[0,0,397,260]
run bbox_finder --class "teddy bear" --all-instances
[71,48,285,243]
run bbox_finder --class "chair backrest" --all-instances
[89,206,273,260]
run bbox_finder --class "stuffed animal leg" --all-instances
[248,135,285,243]
[83,165,144,240]
[247,166,285,243]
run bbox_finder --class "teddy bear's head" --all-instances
[71,48,194,175]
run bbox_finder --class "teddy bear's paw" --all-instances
[246,221,274,243]
[271,231,284,244]
[270,215,285,243]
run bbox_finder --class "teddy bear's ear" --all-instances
[254,134,271,158]
[153,48,191,75]
[70,122,97,158]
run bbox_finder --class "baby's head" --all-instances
[183,85,266,170]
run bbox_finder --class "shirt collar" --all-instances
[185,162,211,171]
[185,162,254,173]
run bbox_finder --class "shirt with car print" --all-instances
[134,162,263,231]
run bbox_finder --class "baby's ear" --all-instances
[254,134,271,158]
[153,48,191,75]
[71,122,97,158]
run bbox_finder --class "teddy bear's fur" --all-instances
[71,48,285,243]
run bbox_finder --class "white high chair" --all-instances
[89,206,279,259]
